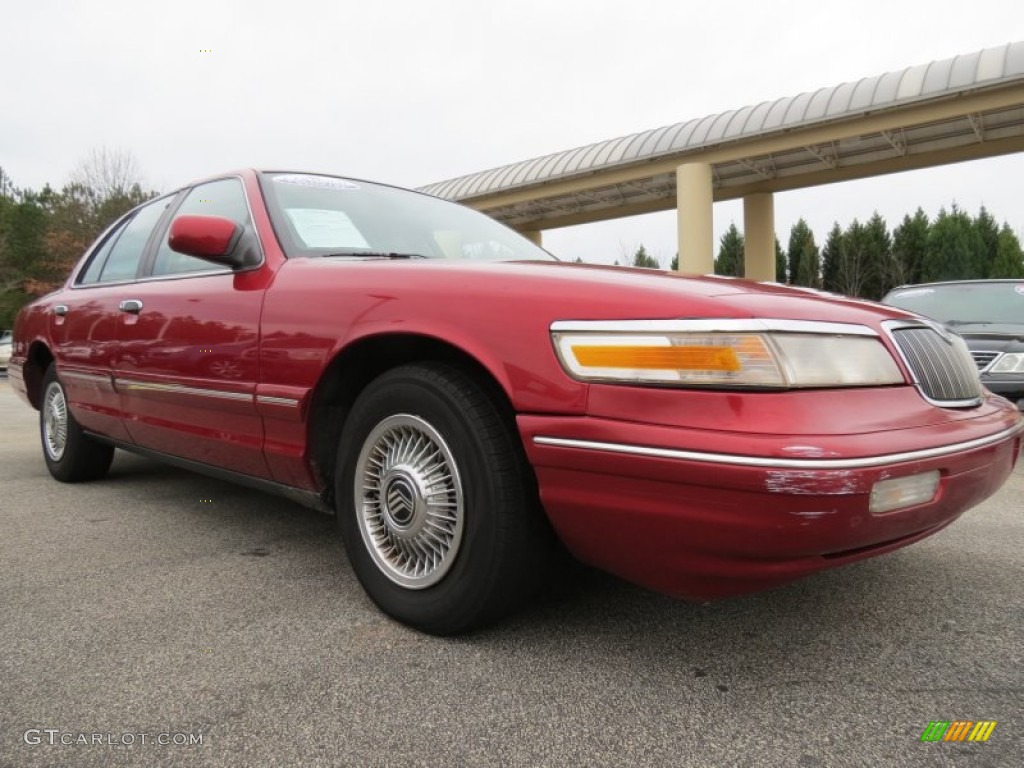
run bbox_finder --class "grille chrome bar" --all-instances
[886,323,983,407]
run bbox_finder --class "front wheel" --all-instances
[336,363,551,634]
[40,364,114,482]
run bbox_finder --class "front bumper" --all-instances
[519,403,1023,601]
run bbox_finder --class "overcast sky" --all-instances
[2,0,1022,265]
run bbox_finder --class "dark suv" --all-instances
[882,280,1024,406]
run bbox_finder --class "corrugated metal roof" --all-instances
[419,42,1024,202]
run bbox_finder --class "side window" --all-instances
[77,220,129,285]
[96,198,171,283]
[153,178,253,276]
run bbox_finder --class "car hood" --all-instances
[298,258,903,328]
[947,323,1024,340]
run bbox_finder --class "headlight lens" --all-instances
[991,353,1024,373]
[552,330,904,388]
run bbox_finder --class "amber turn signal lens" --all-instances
[571,345,741,371]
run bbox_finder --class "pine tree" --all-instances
[775,238,786,283]
[923,205,983,282]
[787,219,820,288]
[990,224,1024,278]
[891,208,929,286]
[863,212,892,299]
[974,206,1000,278]
[786,219,816,286]
[632,244,660,269]
[834,219,872,298]
[820,222,844,293]
[714,224,744,277]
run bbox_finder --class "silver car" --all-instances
[0,330,11,373]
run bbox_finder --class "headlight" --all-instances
[991,353,1024,374]
[551,320,904,389]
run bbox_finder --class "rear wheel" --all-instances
[40,364,114,482]
[336,363,550,634]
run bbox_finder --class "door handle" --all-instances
[54,304,68,316]
[118,299,144,314]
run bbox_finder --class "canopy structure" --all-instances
[420,42,1024,277]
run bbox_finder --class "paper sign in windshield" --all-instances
[285,208,370,249]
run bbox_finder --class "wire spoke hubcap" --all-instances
[43,381,69,461]
[355,414,464,589]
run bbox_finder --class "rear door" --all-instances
[53,195,177,441]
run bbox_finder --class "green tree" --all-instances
[785,222,800,284]
[890,208,929,286]
[0,151,156,327]
[670,253,678,271]
[923,205,984,282]
[632,244,660,269]
[787,219,820,288]
[775,238,786,283]
[821,222,843,293]
[863,212,892,299]
[974,206,1000,278]
[1,195,48,276]
[714,223,744,277]
[832,219,874,298]
[0,182,49,327]
[990,224,1024,278]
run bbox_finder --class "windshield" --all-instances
[260,172,556,262]
[883,282,1024,326]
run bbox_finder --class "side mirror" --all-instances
[168,215,243,267]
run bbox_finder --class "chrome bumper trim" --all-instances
[533,421,1024,470]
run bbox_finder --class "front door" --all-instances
[113,177,270,478]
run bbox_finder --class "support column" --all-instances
[742,192,776,281]
[675,163,713,274]
[519,229,543,246]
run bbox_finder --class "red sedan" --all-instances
[9,170,1022,633]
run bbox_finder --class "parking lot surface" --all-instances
[1,379,1021,767]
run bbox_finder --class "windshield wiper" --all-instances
[323,251,430,259]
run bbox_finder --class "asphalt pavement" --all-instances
[1,379,1021,767]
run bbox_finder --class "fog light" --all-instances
[869,471,940,514]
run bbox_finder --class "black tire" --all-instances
[40,364,115,483]
[335,363,551,635]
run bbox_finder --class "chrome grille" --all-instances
[970,350,1000,371]
[889,326,983,405]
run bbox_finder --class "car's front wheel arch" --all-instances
[307,334,523,506]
